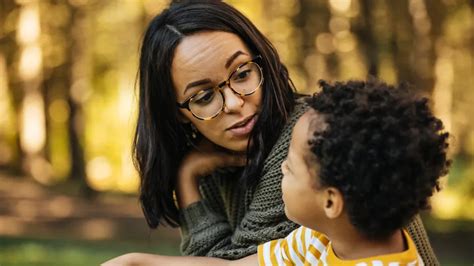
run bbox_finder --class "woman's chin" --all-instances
[219,138,251,153]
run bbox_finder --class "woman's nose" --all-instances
[222,86,244,113]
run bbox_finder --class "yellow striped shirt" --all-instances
[257,226,423,266]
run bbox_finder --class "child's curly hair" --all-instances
[306,79,450,240]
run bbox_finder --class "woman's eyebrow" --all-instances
[184,78,212,94]
[225,50,248,69]
[184,50,249,93]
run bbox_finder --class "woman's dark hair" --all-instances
[135,0,296,228]
[306,80,450,239]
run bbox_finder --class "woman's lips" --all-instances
[228,115,257,137]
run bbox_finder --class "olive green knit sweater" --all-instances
[179,101,439,265]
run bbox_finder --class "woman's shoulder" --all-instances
[260,96,310,171]
[275,95,311,144]
[286,95,311,130]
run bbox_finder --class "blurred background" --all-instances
[0,0,473,265]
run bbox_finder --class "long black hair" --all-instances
[135,0,296,228]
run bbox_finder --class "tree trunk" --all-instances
[386,0,417,86]
[66,2,95,196]
[354,0,379,77]
[0,0,23,174]
[292,0,334,88]
[16,0,51,183]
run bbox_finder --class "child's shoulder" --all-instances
[324,230,422,265]
[283,226,330,255]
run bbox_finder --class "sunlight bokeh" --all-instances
[0,0,473,219]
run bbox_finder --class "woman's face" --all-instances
[172,31,262,152]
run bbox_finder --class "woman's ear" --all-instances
[323,187,344,219]
[177,112,190,123]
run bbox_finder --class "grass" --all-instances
[1,231,473,265]
[0,236,180,266]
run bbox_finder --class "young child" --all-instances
[258,79,449,265]
[103,80,450,266]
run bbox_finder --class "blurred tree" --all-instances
[16,0,51,184]
[66,0,93,195]
[0,0,472,215]
[13,0,94,194]
[386,0,417,87]
[64,0,94,196]
[420,0,446,93]
[292,0,333,89]
[385,0,447,95]
[353,0,379,76]
[0,0,23,173]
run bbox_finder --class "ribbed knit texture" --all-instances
[179,100,439,265]
[406,214,440,265]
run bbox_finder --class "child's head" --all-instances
[281,80,450,240]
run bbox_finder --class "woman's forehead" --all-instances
[172,31,250,72]
[171,31,252,98]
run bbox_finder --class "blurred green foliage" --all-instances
[0,237,180,266]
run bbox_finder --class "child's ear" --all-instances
[323,187,344,219]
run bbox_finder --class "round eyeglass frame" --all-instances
[177,55,264,120]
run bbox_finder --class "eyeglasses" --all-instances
[177,55,264,120]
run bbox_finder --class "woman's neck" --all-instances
[330,228,406,260]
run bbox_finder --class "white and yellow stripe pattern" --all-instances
[258,226,423,266]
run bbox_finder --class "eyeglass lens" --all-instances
[189,62,262,119]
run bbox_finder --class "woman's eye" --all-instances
[194,89,215,105]
[233,69,251,82]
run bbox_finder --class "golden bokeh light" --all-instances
[117,151,139,193]
[20,92,46,154]
[86,156,114,191]
[29,156,54,185]
[335,31,357,53]
[18,45,43,81]
[329,0,352,14]
[0,55,11,129]
[329,17,350,34]
[79,218,116,240]
[47,196,74,218]
[432,46,454,133]
[70,79,92,104]
[0,0,472,235]
[16,2,40,45]
[432,188,463,219]
[315,33,336,54]
[49,99,70,123]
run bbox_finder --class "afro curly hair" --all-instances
[305,79,450,240]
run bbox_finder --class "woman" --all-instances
[133,0,438,264]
